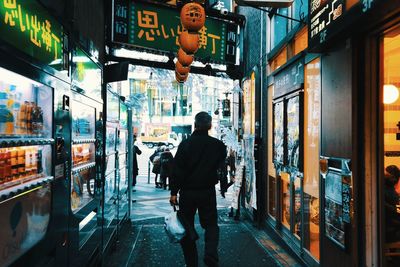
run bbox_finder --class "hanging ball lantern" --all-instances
[176,61,190,75]
[180,2,206,32]
[177,48,194,67]
[175,71,188,83]
[179,31,199,55]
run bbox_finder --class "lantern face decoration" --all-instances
[177,48,194,67]
[175,71,188,83]
[179,31,199,55]
[180,2,206,32]
[176,61,190,75]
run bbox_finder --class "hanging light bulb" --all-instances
[384,84,399,104]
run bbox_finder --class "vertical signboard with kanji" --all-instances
[113,0,129,44]
[0,0,63,66]
[112,1,238,64]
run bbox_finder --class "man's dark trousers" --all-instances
[179,188,219,267]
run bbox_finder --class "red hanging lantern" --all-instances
[177,48,194,67]
[179,31,199,55]
[175,71,188,83]
[180,2,206,32]
[176,61,190,75]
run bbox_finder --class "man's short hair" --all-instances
[195,112,212,130]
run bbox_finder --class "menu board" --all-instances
[286,96,301,170]
[273,101,284,165]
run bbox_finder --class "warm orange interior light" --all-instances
[383,84,399,104]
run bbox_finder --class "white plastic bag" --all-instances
[164,207,186,243]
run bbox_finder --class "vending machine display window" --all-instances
[0,67,52,138]
[71,168,95,212]
[106,153,116,176]
[0,145,52,191]
[119,129,127,152]
[106,126,116,155]
[72,101,95,140]
[105,172,116,203]
[72,143,95,167]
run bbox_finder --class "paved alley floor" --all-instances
[103,175,304,267]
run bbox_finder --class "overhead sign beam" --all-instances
[112,0,239,65]
[235,0,293,8]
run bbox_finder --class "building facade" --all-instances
[238,0,400,266]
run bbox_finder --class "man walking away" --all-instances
[170,112,227,267]
[160,147,173,190]
[132,135,142,190]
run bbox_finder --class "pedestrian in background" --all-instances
[160,147,173,190]
[132,135,142,191]
[170,112,227,267]
[150,145,162,188]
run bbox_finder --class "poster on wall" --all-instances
[242,79,251,135]
[286,96,301,170]
[243,134,257,210]
[324,170,345,249]
[273,101,284,165]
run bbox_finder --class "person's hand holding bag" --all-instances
[164,205,185,243]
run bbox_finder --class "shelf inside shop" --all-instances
[72,139,96,145]
[72,162,96,174]
[0,176,53,203]
[0,138,54,148]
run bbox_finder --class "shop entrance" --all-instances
[381,24,400,267]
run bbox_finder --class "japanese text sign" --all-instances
[342,175,352,223]
[309,0,377,49]
[113,0,238,64]
[0,0,63,66]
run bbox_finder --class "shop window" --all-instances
[270,47,287,72]
[281,172,291,229]
[294,28,308,56]
[304,58,321,260]
[294,176,302,238]
[382,26,400,266]
[268,86,277,218]
[293,0,308,29]
[273,8,288,48]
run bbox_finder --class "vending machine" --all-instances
[0,67,55,267]
[68,46,103,266]
[0,1,72,265]
[103,88,120,249]
[117,103,129,221]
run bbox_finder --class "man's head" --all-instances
[194,111,212,131]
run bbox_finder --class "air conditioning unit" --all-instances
[235,0,294,8]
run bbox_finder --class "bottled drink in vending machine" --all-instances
[37,147,42,174]
[0,150,5,183]
[17,148,25,178]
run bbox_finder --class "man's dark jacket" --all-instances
[170,130,227,196]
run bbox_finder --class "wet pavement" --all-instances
[103,175,304,267]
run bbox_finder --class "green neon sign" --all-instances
[113,1,238,64]
[0,0,63,66]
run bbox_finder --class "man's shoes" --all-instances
[132,199,137,203]
[132,189,137,192]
